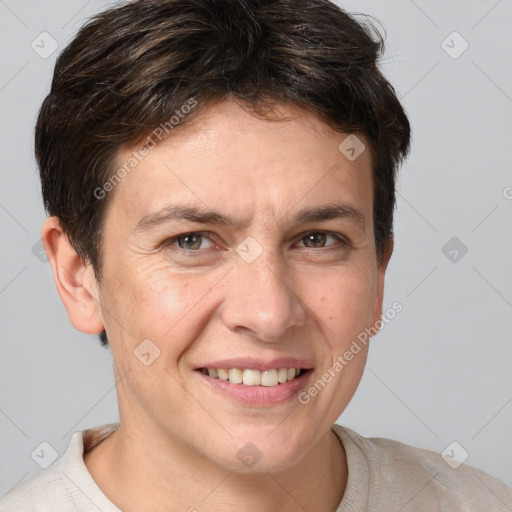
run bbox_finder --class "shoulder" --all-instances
[332,423,512,511]
[0,446,76,511]
[0,424,120,512]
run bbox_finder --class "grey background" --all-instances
[1,0,511,497]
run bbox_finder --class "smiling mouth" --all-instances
[198,367,311,387]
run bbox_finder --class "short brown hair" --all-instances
[36,0,410,276]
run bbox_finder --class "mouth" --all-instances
[194,366,314,406]
[198,367,309,387]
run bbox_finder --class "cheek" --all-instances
[101,259,225,355]
[309,261,378,348]
[101,249,378,366]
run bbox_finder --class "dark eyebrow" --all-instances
[135,202,365,233]
[292,203,365,231]
[135,206,240,232]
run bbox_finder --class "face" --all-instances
[94,98,389,472]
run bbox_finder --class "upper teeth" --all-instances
[202,368,302,386]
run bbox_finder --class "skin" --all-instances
[43,97,393,512]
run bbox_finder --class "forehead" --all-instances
[108,98,373,229]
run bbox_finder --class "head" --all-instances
[38,0,410,472]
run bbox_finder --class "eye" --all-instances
[163,230,351,257]
[166,232,214,251]
[297,231,349,249]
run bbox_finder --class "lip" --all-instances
[195,367,314,406]
[193,357,315,372]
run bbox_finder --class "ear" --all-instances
[41,216,104,335]
[370,237,394,329]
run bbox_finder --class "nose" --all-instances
[220,249,307,343]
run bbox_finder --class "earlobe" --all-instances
[41,217,104,335]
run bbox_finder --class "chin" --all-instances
[208,431,308,474]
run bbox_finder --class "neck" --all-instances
[84,421,347,512]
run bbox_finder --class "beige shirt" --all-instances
[1,422,511,511]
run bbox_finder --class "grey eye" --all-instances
[176,234,205,250]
